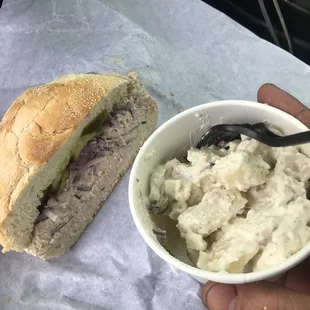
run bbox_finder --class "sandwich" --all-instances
[0,72,158,259]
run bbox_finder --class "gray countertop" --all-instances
[0,1,309,309]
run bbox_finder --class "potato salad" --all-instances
[148,133,310,273]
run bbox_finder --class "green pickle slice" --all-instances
[42,110,108,201]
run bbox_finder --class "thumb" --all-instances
[202,281,310,310]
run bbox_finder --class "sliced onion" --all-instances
[42,208,58,222]
[83,157,106,169]
[35,213,48,223]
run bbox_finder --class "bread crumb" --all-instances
[113,57,122,63]
[128,72,138,80]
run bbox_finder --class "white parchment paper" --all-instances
[0,0,310,309]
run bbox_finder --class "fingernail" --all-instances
[204,284,237,310]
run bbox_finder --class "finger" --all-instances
[257,83,310,128]
[201,281,236,310]
[234,281,310,310]
[202,281,310,310]
[201,259,310,309]
[271,258,310,294]
[284,257,310,295]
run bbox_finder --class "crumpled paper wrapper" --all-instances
[0,0,310,309]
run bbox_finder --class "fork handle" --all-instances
[210,124,310,147]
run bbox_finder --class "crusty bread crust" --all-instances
[0,73,132,251]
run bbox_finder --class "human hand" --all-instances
[201,83,310,310]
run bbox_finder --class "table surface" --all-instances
[0,1,310,309]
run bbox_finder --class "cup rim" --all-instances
[129,100,310,284]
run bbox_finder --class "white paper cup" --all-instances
[128,100,310,284]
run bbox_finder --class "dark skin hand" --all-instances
[201,83,310,310]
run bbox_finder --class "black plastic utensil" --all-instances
[196,122,310,148]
